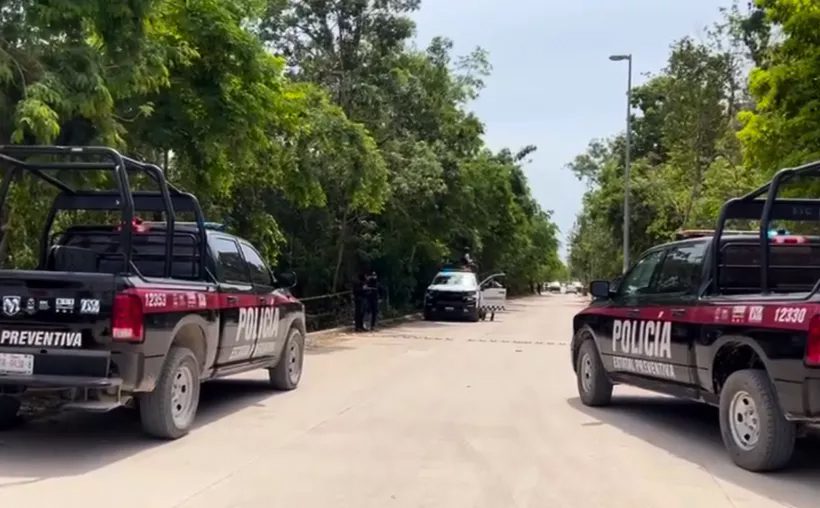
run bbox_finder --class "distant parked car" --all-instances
[547,281,561,293]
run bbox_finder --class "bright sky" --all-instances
[414,0,734,258]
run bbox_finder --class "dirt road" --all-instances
[1,296,818,507]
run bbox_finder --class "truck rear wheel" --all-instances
[269,328,304,391]
[139,346,201,439]
[576,340,612,406]
[719,369,795,471]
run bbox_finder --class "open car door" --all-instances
[479,273,506,320]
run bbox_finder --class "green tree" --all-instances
[739,0,820,172]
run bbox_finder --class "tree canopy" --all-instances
[0,0,562,307]
[567,0,820,284]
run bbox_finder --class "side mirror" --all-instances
[589,280,611,299]
[276,271,297,289]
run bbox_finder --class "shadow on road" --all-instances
[568,395,820,508]
[0,378,282,484]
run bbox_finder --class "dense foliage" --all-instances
[0,0,562,306]
[568,0,819,283]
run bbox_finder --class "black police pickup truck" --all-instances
[572,160,820,471]
[0,146,305,439]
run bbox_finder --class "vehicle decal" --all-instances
[121,289,296,314]
[80,298,100,315]
[612,319,672,359]
[2,296,20,317]
[237,307,280,342]
[55,298,75,314]
[0,329,82,348]
[578,303,817,331]
[773,306,807,324]
[611,356,678,380]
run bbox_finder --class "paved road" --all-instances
[1,295,819,507]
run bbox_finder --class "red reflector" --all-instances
[115,218,149,233]
[112,292,144,343]
[772,235,807,244]
[806,315,820,366]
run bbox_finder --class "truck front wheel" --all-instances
[576,339,612,406]
[139,347,201,439]
[719,369,796,471]
[269,328,304,391]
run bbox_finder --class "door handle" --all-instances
[258,296,267,304]
[226,296,238,304]
[627,309,640,317]
[671,308,687,317]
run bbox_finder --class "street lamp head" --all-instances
[609,54,631,61]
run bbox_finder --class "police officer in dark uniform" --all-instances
[353,272,367,332]
[365,270,379,330]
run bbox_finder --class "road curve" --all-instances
[0,295,818,507]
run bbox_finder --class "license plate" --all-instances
[0,353,34,375]
[445,306,454,311]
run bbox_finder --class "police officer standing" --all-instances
[365,270,380,331]
[352,272,367,332]
[460,248,476,272]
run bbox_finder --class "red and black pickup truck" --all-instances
[0,146,306,439]
[572,160,820,471]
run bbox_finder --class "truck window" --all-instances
[240,243,274,287]
[212,238,250,284]
[653,242,707,294]
[619,251,665,296]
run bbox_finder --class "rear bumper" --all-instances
[0,347,159,393]
[0,374,122,389]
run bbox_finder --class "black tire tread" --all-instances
[719,369,796,472]
[139,346,200,440]
[269,328,304,391]
[576,338,613,406]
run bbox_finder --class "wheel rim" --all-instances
[580,352,593,393]
[729,390,761,451]
[171,363,196,428]
[287,335,303,385]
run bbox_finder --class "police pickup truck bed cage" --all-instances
[711,159,820,295]
[0,145,208,279]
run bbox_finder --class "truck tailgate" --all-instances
[0,270,117,378]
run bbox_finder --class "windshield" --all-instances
[432,273,477,287]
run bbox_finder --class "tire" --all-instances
[719,369,796,472]
[0,396,20,430]
[269,328,305,391]
[139,347,201,440]
[424,310,434,321]
[576,339,613,406]
[468,307,480,322]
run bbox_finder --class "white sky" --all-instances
[414,0,735,258]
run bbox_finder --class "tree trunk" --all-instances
[331,210,349,292]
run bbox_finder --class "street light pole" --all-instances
[609,54,633,273]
